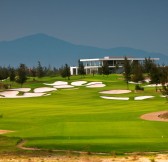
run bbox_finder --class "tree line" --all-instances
[123,57,168,99]
[0,61,71,87]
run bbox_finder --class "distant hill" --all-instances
[0,33,167,67]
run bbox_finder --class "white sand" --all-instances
[100,90,131,94]
[34,87,56,93]
[0,91,46,98]
[86,82,102,86]
[0,91,19,98]
[143,84,162,87]
[10,88,31,92]
[128,81,141,84]
[10,93,46,98]
[54,85,74,89]
[161,95,166,98]
[71,81,87,86]
[86,83,106,88]
[144,78,151,83]
[44,81,68,86]
[85,82,105,88]
[62,88,79,90]
[100,96,129,100]
[22,93,46,97]
[134,96,154,100]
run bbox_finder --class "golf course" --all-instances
[0,74,168,155]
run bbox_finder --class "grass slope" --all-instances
[0,74,168,153]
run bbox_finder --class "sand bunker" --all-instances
[144,78,151,83]
[54,85,74,89]
[21,92,46,97]
[100,90,131,94]
[44,81,68,86]
[86,82,105,88]
[0,130,14,134]
[143,84,162,87]
[44,81,105,88]
[86,82,102,86]
[62,88,79,90]
[0,91,19,98]
[0,90,46,98]
[134,96,154,100]
[86,83,106,88]
[100,96,129,100]
[34,87,56,93]
[128,81,141,84]
[141,111,168,122]
[10,88,31,92]
[71,81,87,86]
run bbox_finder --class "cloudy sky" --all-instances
[0,0,168,54]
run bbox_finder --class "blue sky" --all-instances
[0,0,168,55]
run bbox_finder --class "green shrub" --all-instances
[0,83,11,89]
[135,85,144,91]
[17,91,24,96]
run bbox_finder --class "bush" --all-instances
[135,85,144,91]
[0,83,11,89]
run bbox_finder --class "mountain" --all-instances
[0,33,167,67]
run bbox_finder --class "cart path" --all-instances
[16,139,108,155]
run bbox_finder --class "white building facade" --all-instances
[70,56,159,75]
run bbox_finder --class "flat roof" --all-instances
[80,56,159,61]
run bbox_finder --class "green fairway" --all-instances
[0,74,168,153]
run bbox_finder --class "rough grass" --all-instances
[0,74,168,154]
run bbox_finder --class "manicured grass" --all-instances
[0,74,168,153]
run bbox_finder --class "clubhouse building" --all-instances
[70,56,159,75]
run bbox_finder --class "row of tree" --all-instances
[123,57,168,98]
[0,61,71,87]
